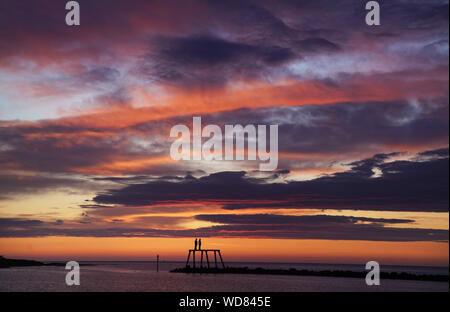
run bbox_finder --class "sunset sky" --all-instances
[0,0,448,266]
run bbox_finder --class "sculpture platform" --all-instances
[185,249,225,269]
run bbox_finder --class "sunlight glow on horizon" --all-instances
[0,237,448,267]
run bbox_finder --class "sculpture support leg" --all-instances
[185,250,191,268]
[218,251,225,268]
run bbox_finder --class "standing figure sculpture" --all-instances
[194,238,198,250]
[198,239,202,250]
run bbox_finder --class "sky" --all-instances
[0,0,448,266]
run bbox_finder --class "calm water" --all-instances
[0,261,448,292]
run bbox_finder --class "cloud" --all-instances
[158,35,294,67]
[0,218,44,227]
[0,214,447,242]
[92,149,449,212]
[194,214,414,225]
[0,173,97,198]
[295,38,340,53]
[1,97,448,176]
[0,0,447,250]
[196,98,449,155]
[2,0,447,101]
[142,34,297,87]
[419,147,449,157]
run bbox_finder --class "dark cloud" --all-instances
[0,218,43,227]
[0,174,96,198]
[143,35,297,86]
[195,214,413,225]
[0,214,447,242]
[419,147,449,157]
[0,120,167,173]
[295,38,340,53]
[158,36,294,67]
[199,98,448,155]
[0,135,121,173]
[93,150,449,212]
[280,99,449,155]
[136,98,447,157]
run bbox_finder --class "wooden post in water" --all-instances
[157,255,159,272]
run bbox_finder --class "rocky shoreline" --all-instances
[171,266,449,282]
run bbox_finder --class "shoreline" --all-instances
[0,256,90,269]
[170,266,449,282]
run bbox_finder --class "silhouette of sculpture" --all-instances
[198,239,202,250]
[194,238,198,250]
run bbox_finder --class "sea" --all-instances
[0,261,448,292]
